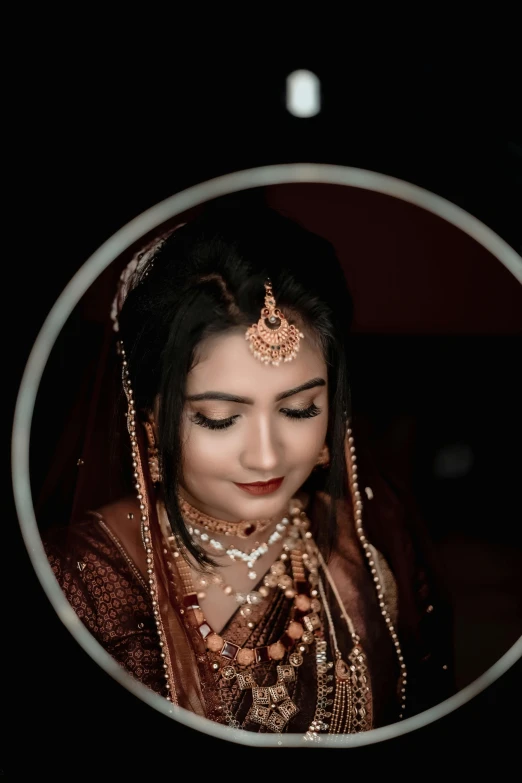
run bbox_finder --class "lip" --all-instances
[234,477,284,495]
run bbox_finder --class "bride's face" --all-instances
[179,327,329,522]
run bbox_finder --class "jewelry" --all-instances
[345,421,408,719]
[202,509,326,732]
[304,639,334,740]
[178,494,271,539]
[221,518,290,580]
[194,572,265,605]
[189,516,290,581]
[318,578,363,733]
[119,342,176,704]
[167,530,311,668]
[143,420,161,484]
[218,663,303,731]
[315,442,330,468]
[315,560,372,732]
[242,664,300,731]
[199,515,323,732]
[194,553,296,617]
[245,279,304,366]
[300,525,372,737]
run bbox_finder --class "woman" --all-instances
[42,205,454,735]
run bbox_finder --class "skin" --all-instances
[179,326,328,526]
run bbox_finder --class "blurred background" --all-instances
[9,47,522,770]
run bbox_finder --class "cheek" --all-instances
[285,419,328,462]
[180,423,236,477]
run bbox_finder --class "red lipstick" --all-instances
[234,477,284,495]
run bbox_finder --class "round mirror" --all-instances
[13,164,522,748]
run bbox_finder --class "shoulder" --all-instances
[42,501,148,599]
[43,495,149,595]
[41,515,118,606]
[94,495,147,577]
[43,514,109,567]
[41,504,155,650]
[95,495,142,535]
[41,494,140,577]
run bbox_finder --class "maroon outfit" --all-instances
[44,449,455,731]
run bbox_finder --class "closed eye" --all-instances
[280,403,322,420]
[190,403,322,431]
[190,412,239,430]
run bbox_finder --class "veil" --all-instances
[33,213,219,715]
[33,215,197,529]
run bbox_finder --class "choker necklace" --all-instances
[178,494,272,539]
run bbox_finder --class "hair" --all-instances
[117,204,354,566]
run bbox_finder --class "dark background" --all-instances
[8,48,522,772]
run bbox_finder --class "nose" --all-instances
[240,417,281,477]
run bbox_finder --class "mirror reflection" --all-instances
[30,183,522,739]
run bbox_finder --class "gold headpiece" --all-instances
[245,279,304,366]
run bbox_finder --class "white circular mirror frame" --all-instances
[12,164,522,747]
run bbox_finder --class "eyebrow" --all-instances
[186,377,326,404]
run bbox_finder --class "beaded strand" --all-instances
[120,342,177,704]
[346,422,408,719]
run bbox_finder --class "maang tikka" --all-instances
[245,279,304,366]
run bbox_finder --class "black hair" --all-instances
[118,205,354,566]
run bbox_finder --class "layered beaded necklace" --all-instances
[163,497,375,734]
[191,518,297,618]
[119,341,408,733]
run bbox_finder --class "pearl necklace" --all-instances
[188,516,290,580]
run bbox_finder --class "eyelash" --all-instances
[191,404,322,431]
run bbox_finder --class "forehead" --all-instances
[187,328,327,394]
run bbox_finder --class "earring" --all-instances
[143,420,162,484]
[315,443,330,468]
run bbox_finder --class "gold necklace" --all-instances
[167,499,372,734]
[166,505,325,731]
[178,494,272,538]
[193,552,297,621]
[165,522,315,667]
